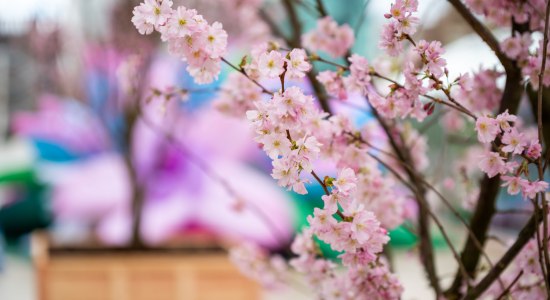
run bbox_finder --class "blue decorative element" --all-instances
[31,139,80,162]
[175,64,226,111]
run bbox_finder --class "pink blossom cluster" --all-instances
[349,148,408,229]
[289,228,402,300]
[129,0,550,297]
[314,118,410,229]
[450,69,503,114]
[464,0,546,30]
[368,61,431,121]
[131,0,228,84]
[317,70,348,100]
[491,4,550,89]
[414,40,447,79]
[302,16,355,58]
[247,86,324,194]
[229,242,288,289]
[247,95,409,229]
[520,39,550,89]
[327,117,411,229]
[486,238,547,299]
[380,0,419,56]
[371,3,454,121]
[316,54,371,100]
[219,0,272,46]
[243,44,311,80]
[501,33,532,64]
[500,32,550,89]
[307,169,390,264]
[242,47,406,296]
[213,73,264,117]
[475,112,547,199]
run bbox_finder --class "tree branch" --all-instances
[368,107,442,297]
[464,215,541,299]
[282,0,303,48]
[445,57,523,298]
[314,0,328,17]
[279,0,333,114]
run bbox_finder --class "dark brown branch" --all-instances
[527,86,550,150]
[464,215,541,299]
[280,0,333,114]
[369,152,474,284]
[314,0,328,17]
[445,56,523,299]
[368,107,442,297]
[311,170,329,195]
[537,2,550,292]
[307,72,332,114]
[282,0,303,48]
[125,106,147,248]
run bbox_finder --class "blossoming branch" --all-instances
[130,0,550,299]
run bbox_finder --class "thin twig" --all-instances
[369,152,473,286]
[464,215,541,299]
[421,179,504,290]
[311,170,329,195]
[495,270,524,300]
[221,57,273,95]
[366,99,442,297]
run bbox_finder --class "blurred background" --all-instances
[0,0,536,299]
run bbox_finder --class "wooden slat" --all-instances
[33,235,260,300]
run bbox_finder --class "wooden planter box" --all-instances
[32,233,260,300]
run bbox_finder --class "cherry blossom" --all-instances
[501,128,527,154]
[132,0,227,84]
[478,151,508,178]
[475,116,501,143]
[130,0,550,298]
[317,71,348,100]
[132,0,173,33]
[213,73,263,116]
[258,50,285,78]
[229,242,288,289]
[334,167,357,194]
[526,140,543,160]
[302,16,355,58]
[501,175,527,195]
[165,7,198,38]
[380,0,419,56]
[522,180,549,200]
[286,49,311,79]
[344,54,371,95]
